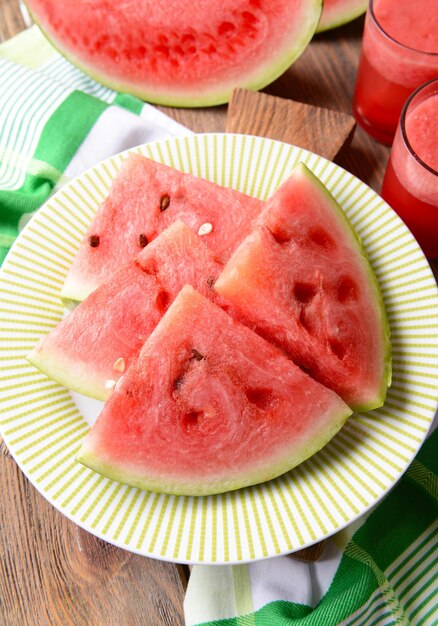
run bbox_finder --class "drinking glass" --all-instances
[353,0,438,144]
[381,79,438,258]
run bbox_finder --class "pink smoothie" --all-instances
[374,0,438,54]
[381,82,438,258]
[363,0,438,87]
[353,0,438,143]
[405,93,438,172]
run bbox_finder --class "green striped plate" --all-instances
[1,133,437,564]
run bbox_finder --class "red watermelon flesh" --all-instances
[76,285,352,496]
[62,154,262,302]
[215,163,391,411]
[28,222,224,401]
[24,0,322,107]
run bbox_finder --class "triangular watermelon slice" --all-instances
[76,286,352,496]
[28,222,224,401]
[215,163,391,411]
[62,154,262,302]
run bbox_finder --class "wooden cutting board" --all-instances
[226,89,356,561]
[227,88,356,161]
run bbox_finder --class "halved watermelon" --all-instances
[215,163,391,411]
[316,0,367,32]
[76,285,352,496]
[62,154,262,302]
[28,222,224,400]
[25,0,322,107]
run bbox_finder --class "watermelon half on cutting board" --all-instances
[76,286,352,496]
[215,163,392,411]
[24,0,322,106]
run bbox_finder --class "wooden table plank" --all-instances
[0,441,189,626]
[226,88,356,161]
[0,2,436,624]
[0,0,26,40]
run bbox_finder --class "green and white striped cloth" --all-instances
[185,426,438,626]
[0,25,189,265]
[1,26,437,626]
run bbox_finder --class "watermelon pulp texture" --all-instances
[215,163,391,411]
[25,0,322,107]
[28,222,225,401]
[316,0,367,32]
[77,286,352,496]
[62,154,262,302]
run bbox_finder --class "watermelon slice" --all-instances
[215,163,391,411]
[316,0,367,32]
[76,285,352,496]
[62,154,262,302]
[25,0,322,107]
[28,222,224,401]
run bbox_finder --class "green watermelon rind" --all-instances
[25,0,323,107]
[296,163,392,411]
[27,346,110,402]
[315,0,367,33]
[76,403,352,496]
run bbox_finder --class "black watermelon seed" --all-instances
[138,233,148,247]
[160,194,170,211]
[191,348,205,361]
[88,235,100,247]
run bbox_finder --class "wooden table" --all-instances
[1,2,436,624]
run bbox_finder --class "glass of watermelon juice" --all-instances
[352,0,438,144]
[381,78,438,258]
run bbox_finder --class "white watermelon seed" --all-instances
[113,357,126,373]
[198,223,213,236]
[105,379,116,389]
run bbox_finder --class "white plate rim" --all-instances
[0,132,437,564]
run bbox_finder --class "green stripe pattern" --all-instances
[0,59,72,191]
[0,134,437,564]
[0,51,150,266]
[39,53,116,103]
[0,57,112,265]
[193,430,437,625]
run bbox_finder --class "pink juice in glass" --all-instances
[381,80,438,258]
[353,0,438,144]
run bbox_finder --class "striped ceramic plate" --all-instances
[1,133,437,564]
